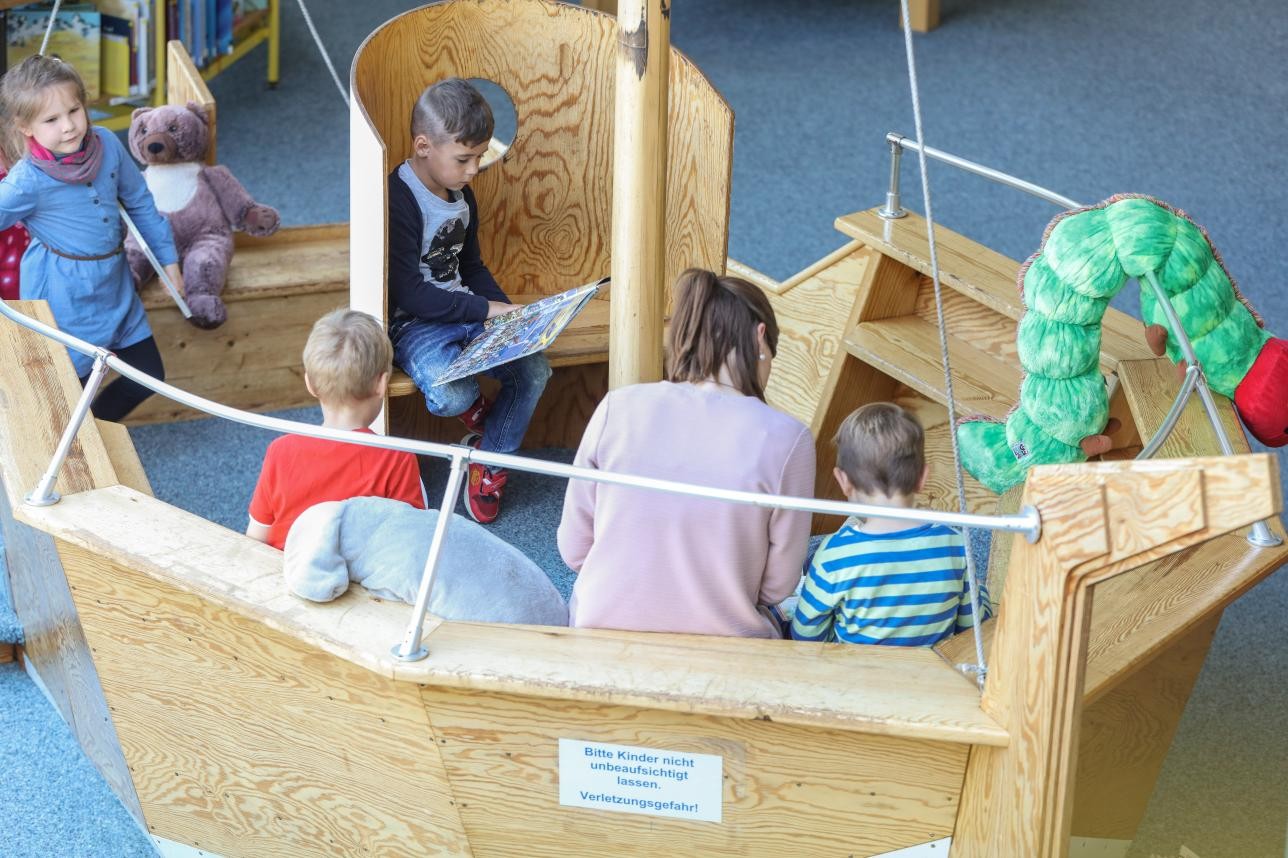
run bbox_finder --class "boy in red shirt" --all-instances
[247,309,426,550]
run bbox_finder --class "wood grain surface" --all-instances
[56,541,471,857]
[609,0,669,387]
[95,419,153,495]
[763,242,875,430]
[424,686,966,858]
[845,315,1021,421]
[952,454,1282,856]
[21,484,1005,744]
[1070,614,1219,840]
[0,302,145,822]
[351,0,731,306]
[1118,357,1248,461]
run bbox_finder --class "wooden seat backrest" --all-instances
[349,0,733,325]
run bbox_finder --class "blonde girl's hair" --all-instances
[302,309,393,403]
[0,55,88,165]
[667,268,779,401]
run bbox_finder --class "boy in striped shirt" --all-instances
[791,403,990,646]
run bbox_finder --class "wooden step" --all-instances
[836,208,1155,367]
[838,208,1026,322]
[844,315,1021,421]
[389,296,612,398]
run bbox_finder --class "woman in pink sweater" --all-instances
[557,268,816,638]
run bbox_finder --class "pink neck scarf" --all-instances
[26,129,103,184]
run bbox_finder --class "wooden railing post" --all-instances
[609,0,670,388]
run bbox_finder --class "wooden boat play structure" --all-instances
[2,3,1286,856]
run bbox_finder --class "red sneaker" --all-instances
[461,433,508,523]
[459,394,492,436]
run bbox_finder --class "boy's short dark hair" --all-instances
[834,402,925,498]
[410,78,495,146]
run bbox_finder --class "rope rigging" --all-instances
[896,0,990,685]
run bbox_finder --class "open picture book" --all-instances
[434,277,609,386]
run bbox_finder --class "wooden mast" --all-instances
[609,0,670,388]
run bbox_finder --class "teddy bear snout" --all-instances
[138,133,175,162]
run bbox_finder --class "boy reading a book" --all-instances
[387,78,551,523]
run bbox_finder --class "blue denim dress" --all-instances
[0,127,177,377]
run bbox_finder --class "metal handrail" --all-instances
[1,298,1043,661]
[878,132,1083,218]
[873,135,1279,548]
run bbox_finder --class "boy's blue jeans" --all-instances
[391,316,552,454]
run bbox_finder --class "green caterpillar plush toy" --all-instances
[958,194,1288,494]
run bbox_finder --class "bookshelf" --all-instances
[4,0,279,131]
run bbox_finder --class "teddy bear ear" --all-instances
[131,107,152,124]
[186,102,210,125]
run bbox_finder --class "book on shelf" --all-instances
[4,0,263,112]
[6,4,102,102]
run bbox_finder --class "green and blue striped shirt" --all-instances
[791,519,990,646]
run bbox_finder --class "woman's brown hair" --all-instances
[667,268,779,401]
[0,55,87,166]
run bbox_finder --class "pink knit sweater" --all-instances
[558,382,816,638]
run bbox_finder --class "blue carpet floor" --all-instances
[4,1,1288,856]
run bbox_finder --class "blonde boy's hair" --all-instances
[834,402,925,498]
[302,309,392,402]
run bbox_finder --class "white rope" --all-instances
[897,0,989,686]
[293,0,350,108]
[38,0,64,56]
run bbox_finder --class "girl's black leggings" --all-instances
[79,335,165,422]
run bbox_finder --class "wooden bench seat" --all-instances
[130,225,350,424]
[26,484,1009,747]
[388,295,610,399]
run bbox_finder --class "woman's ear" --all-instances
[755,321,768,357]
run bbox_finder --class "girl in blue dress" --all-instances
[0,55,184,421]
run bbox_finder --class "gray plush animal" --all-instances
[283,496,568,626]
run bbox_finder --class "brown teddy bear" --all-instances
[126,102,280,329]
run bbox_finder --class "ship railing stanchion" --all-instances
[25,349,111,508]
[392,447,469,663]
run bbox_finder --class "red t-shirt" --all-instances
[248,429,425,550]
